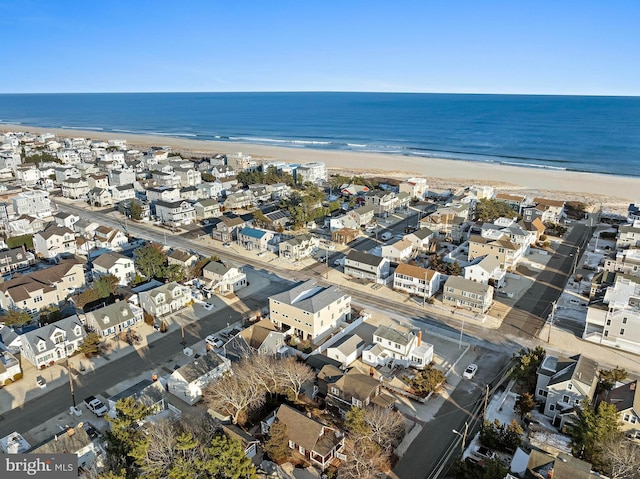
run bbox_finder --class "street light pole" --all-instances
[66,357,76,408]
[572,246,580,276]
[547,301,557,343]
[452,422,468,455]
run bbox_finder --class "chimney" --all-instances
[66,428,75,437]
[417,330,422,347]
[547,469,553,479]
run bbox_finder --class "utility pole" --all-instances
[547,301,557,343]
[572,246,580,277]
[181,323,186,349]
[452,422,469,455]
[483,384,489,421]
[67,357,76,408]
[422,270,428,308]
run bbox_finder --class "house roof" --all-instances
[283,233,314,246]
[195,198,218,207]
[389,239,413,251]
[606,380,640,414]
[167,249,197,263]
[173,350,227,384]
[269,279,347,314]
[345,250,385,267]
[444,275,492,295]
[37,224,74,240]
[373,324,415,347]
[0,259,83,302]
[525,450,593,479]
[328,334,365,356]
[275,404,339,456]
[409,228,434,240]
[547,354,598,398]
[239,318,279,350]
[20,315,85,354]
[28,424,93,456]
[533,197,565,208]
[329,370,380,401]
[203,260,234,276]
[264,209,290,222]
[240,227,267,239]
[93,251,130,270]
[394,263,437,281]
[87,302,138,332]
[305,354,342,372]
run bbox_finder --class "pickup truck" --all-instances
[84,396,108,417]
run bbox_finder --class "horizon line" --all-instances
[1,90,639,98]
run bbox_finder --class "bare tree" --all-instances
[363,406,406,452]
[136,419,179,477]
[603,436,640,479]
[248,354,282,395]
[276,356,315,401]
[339,437,390,479]
[204,360,266,425]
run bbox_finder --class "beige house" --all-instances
[442,275,494,313]
[62,177,89,199]
[269,279,351,342]
[381,239,413,262]
[0,259,85,314]
[33,224,77,259]
[468,234,523,272]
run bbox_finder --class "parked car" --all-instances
[223,242,232,248]
[380,232,393,241]
[36,375,47,388]
[463,363,478,379]
[473,446,497,461]
[205,334,224,348]
[83,395,108,417]
[203,302,214,311]
[257,251,266,257]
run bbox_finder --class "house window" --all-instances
[562,395,570,403]
[330,387,339,396]
[631,416,638,424]
[624,413,631,422]
[620,329,625,335]
[538,389,548,397]
[606,319,611,326]
[623,317,627,324]
[549,404,555,411]
[574,399,580,406]
[567,383,572,390]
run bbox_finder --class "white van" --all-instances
[380,232,393,241]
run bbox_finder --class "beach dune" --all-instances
[2,124,638,205]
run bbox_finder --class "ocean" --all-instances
[1,92,639,177]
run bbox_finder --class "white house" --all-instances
[139,282,189,318]
[155,199,196,227]
[85,301,144,338]
[167,350,231,405]
[33,224,77,259]
[362,324,433,370]
[19,315,86,368]
[463,255,506,288]
[92,251,136,285]
[393,263,442,299]
[326,334,366,368]
[201,261,247,295]
[381,239,413,262]
[344,250,390,283]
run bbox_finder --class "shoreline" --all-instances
[2,123,638,206]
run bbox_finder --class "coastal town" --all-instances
[0,129,640,479]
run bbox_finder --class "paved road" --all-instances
[499,222,594,340]
[389,351,511,479]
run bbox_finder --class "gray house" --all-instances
[167,350,231,405]
[344,250,390,283]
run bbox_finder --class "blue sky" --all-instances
[1,0,638,95]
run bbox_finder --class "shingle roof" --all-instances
[330,370,380,401]
[444,275,492,295]
[394,263,437,281]
[373,324,415,346]
[20,315,85,354]
[93,251,130,270]
[345,250,385,267]
[275,404,340,455]
[606,380,640,414]
[174,350,227,383]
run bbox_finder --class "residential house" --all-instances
[583,274,640,353]
[261,404,344,470]
[364,189,398,217]
[197,181,224,199]
[152,171,181,188]
[603,380,640,439]
[523,450,599,479]
[249,184,271,203]
[628,203,640,224]
[201,260,247,294]
[107,379,181,424]
[604,249,640,277]
[61,177,89,199]
[85,301,144,338]
[326,370,395,415]
[0,259,85,314]
[15,165,40,186]
[167,249,199,270]
[0,350,21,385]
[155,199,196,227]
[263,209,291,229]
[494,193,526,214]
[222,425,260,459]
[396,191,411,210]
[193,198,221,220]
[33,224,76,259]
[211,216,246,242]
[442,275,494,314]
[6,215,45,237]
[93,226,128,251]
[222,318,288,361]
[174,166,202,187]
[405,228,435,252]
[362,324,433,370]
[74,218,100,239]
[53,166,80,184]
[212,164,235,178]
[535,354,598,427]
[146,186,180,203]
[331,227,360,245]
[532,197,566,223]
[111,184,136,204]
[468,234,523,272]
[224,190,254,210]
[139,282,189,318]
[269,279,351,342]
[12,190,52,218]
[268,182,291,200]
[19,315,86,368]
[399,177,428,199]
[421,206,468,241]
[463,255,506,288]
[0,246,36,276]
[53,211,80,230]
[347,205,375,227]
[87,187,113,207]
[381,239,413,262]
[87,174,109,190]
[28,423,104,471]
[168,350,231,405]
[340,183,369,197]
[325,334,366,368]
[344,250,390,283]
[617,221,640,249]
[296,162,327,183]
[279,234,320,261]
[92,251,135,285]
[393,263,441,299]
[238,227,275,252]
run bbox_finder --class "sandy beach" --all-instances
[2,124,638,209]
